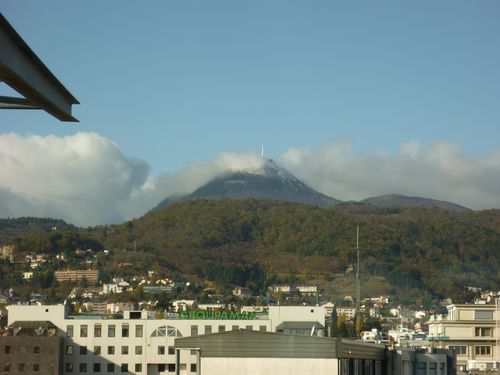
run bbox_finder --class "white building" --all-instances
[428,302,500,371]
[6,304,326,375]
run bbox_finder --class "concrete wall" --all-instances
[268,306,325,331]
[201,357,338,375]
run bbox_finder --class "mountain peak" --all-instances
[153,158,341,210]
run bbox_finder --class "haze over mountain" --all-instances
[154,158,469,213]
[154,158,341,210]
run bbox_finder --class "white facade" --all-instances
[6,304,325,375]
[200,357,337,375]
[428,302,500,371]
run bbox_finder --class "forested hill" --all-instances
[2,200,500,301]
[94,200,500,299]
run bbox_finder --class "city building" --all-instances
[428,302,500,371]
[174,331,386,375]
[5,304,326,375]
[0,321,63,375]
[54,270,99,284]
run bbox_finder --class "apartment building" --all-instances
[428,302,500,371]
[6,305,326,375]
[54,270,99,284]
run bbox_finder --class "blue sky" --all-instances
[1,1,500,225]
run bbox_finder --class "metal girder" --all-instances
[0,13,79,122]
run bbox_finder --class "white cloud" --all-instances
[279,140,500,210]
[0,134,268,226]
[1,133,499,226]
[0,132,151,226]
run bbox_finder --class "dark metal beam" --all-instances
[0,95,40,109]
[0,13,79,122]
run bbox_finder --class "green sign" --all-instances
[180,310,265,320]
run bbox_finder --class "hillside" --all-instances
[100,200,500,301]
[2,201,499,304]
[361,194,470,212]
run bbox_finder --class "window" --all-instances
[135,346,142,355]
[259,325,267,332]
[80,324,88,337]
[158,365,166,372]
[168,347,175,355]
[168,364,175,372]
[449,346,467,355]
[20,346,26,353]
[246,325,252,331]
[121,346,128,355]
[204,325,212,334]
[66,346,73,355]
[135,364,142,372]
[66,325,74,337]
[108,325,116,337]
[4,363,11,372]
[19,364,25,372]
[429,362,437,375]
[122,324,129,337]
[218,325,225,333]
[232,325,239,331]
[79,363,87,373]
[151,326,182,337]
[33,346,40,354]
[5,345,11,354]
[94,324,102,337]
[80,346,87,355]
[94,346,101,355]
[190,364,197,372]
[475,327,492,337]
[108,346,115,355]
[191,325,198,336]
[93,363,101,372]
[135,325,143,338]
[33,364,40,372]
[158,346,165,355]
[65,363,73,372]
[475,346,491,355]
[107,364,115,373]
[121,363,128,373]
[475,310,493,320]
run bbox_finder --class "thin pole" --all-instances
[355,226,361,339]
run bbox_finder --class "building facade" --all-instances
[428,302,500,371]
[6,305,325,375]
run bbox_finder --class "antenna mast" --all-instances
[355,225,361,339]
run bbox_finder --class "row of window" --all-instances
[3,363,43,372]
[474,327,493,337]
[191,324,267,336]
[65,363,197,373]
[66,363,142,373]
[3,345,40,354]
[66,345,179,356]
[67,323,267,339]
[67,324,143,338]
[449,345,492,356]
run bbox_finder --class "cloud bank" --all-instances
[279,140,500,210]
[0,132,499,226]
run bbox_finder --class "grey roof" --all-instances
[175,330,386,360]
[275,321,325,330]
[0,13,79,121]
[10,321,57,330]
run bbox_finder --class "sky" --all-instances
[1,1,500,226]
